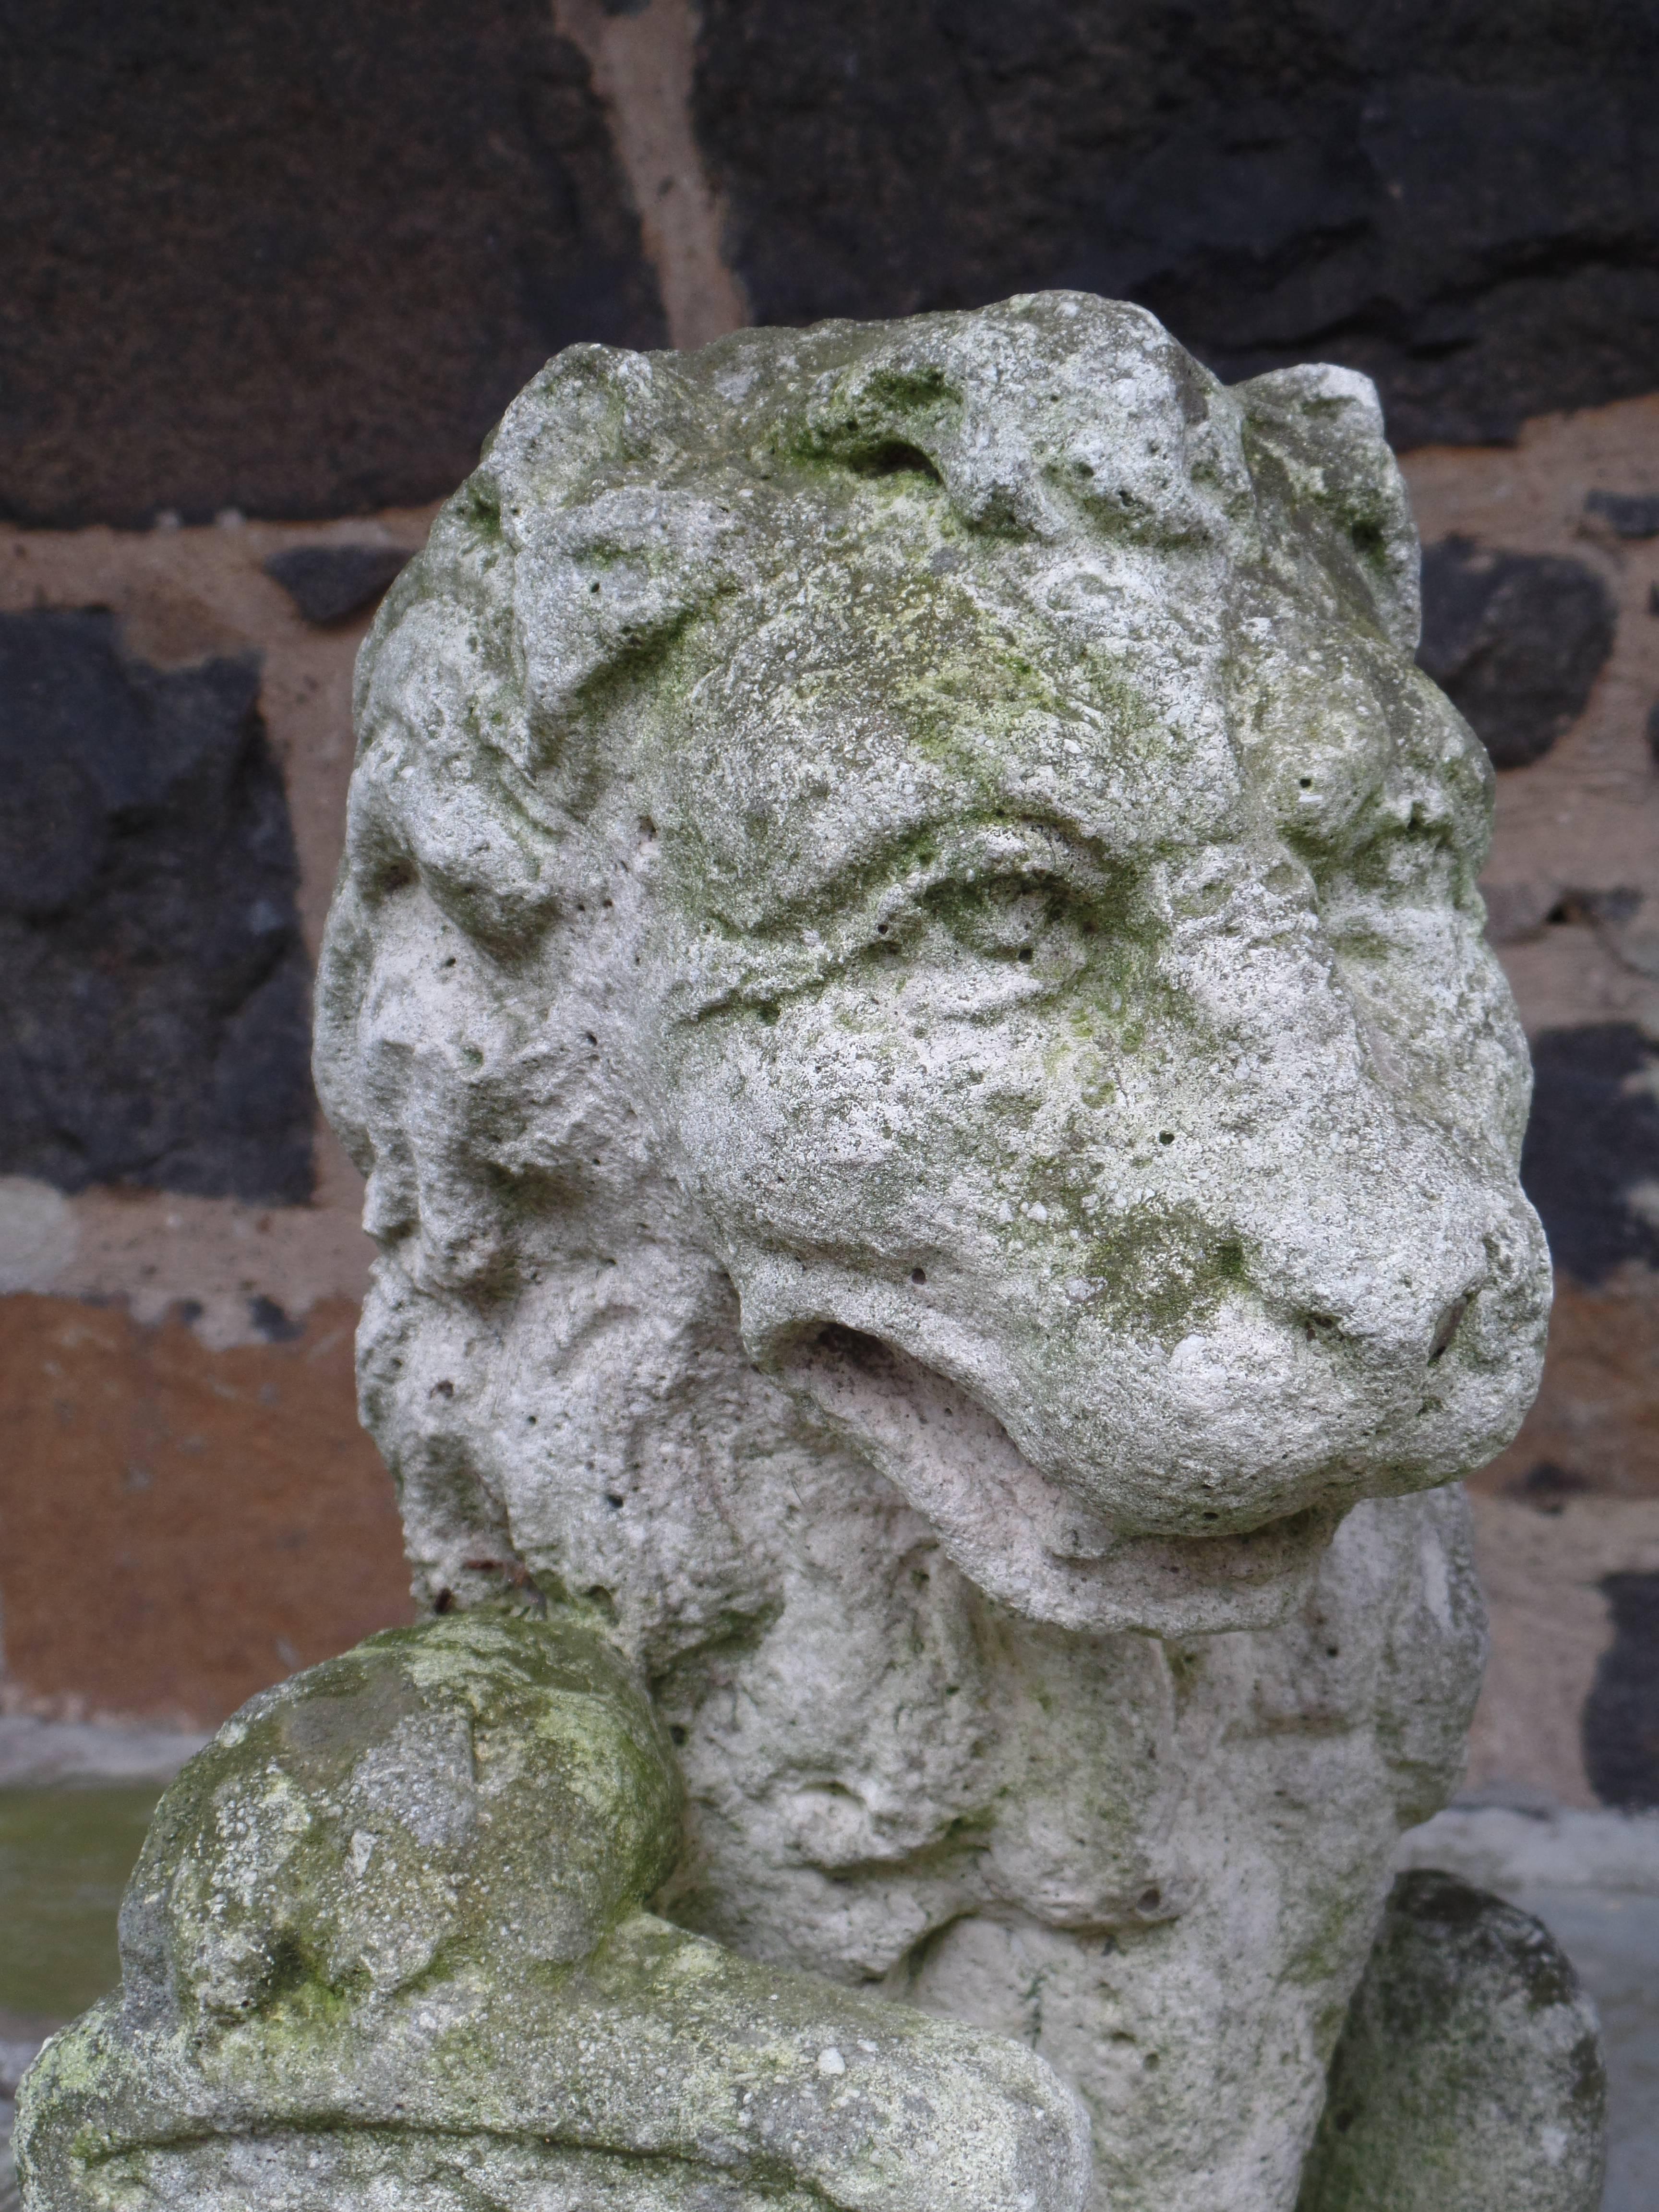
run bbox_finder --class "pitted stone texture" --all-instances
[17,1613,1092,2212]
[300,296,1551,2208]
[320,292,1548,1632]
[114,1609,683,2010]
[1298,1870,1607,2212]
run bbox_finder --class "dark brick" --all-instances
[1519,1025,1659,1286]
[693,0,1659,447]
[1418,538,1616,769]
[0,1,664,527]
[1503,1460,1595,1514]
[264,546,412,626]
[1583,1571,1659,1809]
[0,608,313,1202]
[1585,489,1659,538]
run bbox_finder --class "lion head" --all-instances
[316,294,1547,1645]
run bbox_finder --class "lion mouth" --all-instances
[784,1323,1342,1638]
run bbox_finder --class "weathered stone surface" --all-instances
[25,298,1559,2209]
[1298,1870,1606,2212]
[1418,538,1617,770]
[1519,1025,1659,1283]
[1583,1572,1659,1808]
[0,609,313,1202]
[693,1,1659,447]
[263,546,412,626]
[18,1613,1092,2212]
[0,1,664,527]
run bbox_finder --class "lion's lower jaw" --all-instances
[786,1320,1352,1635]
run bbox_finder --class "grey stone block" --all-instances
[1585,491,1659,539]
[1584,1573,1659,1812]
[1518,1025,1659,1285]
[1299,1870,1606,2212]
[263,545,412,625]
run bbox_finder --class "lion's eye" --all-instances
[925,875,1068,961]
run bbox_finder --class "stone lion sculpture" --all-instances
[21,296,1605,2212]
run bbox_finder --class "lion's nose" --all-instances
[1291,1285,1477,1365]
[1259,1219,1498,1380]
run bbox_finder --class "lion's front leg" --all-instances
[15,1610,1090,2212]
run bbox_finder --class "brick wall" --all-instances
[1,2,1656,1799]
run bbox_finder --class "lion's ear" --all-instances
[1237,363,1420,656]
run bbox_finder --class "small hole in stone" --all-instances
[1018,945,1034,962]
[1139,1886,1162,1911]
[1428,1294,1470,1364]
[877,922,889,935]
[858,439,942,482]
[1298,775,1313,789]
[1158,1130,1175,1144]
[669,1724,688,1745]
[911,1267,926,1285]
